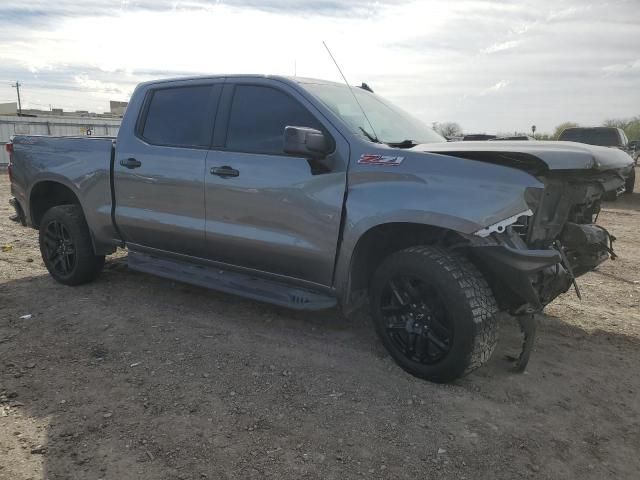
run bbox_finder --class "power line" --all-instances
[11,81,22,115]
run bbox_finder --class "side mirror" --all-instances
[283,126,329,159]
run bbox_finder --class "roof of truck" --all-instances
[138,74,344,88]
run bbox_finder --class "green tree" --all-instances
[534,133,553,140]
[603,116,640,141]
[553,121,579,139]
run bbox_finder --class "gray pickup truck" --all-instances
[557,126,636,194]
[7,75,634,382]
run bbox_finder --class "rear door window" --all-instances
[225,85,322,155]
[142,85,216,147]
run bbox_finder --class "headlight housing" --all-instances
[474,209,533,237]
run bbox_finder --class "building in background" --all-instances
[0,102,125,165]
[0,100,128,119]
[110,101,128,116]
[0,102,18,115]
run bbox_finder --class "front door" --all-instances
[204,82,347,286]
[114,81,222,257]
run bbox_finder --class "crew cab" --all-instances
[7,75,635,382]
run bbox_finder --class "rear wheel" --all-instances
[39,205,105,285]
[370,246,498,383]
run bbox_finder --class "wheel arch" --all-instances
[29,180,83,228]
[339,221,466,314]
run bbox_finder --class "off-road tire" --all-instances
[370,246,498,383]
[624,167,635,194]
[39,205,105,286]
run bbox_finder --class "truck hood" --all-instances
[413,140,633,172]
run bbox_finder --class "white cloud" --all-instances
[0,0,638,133]
[479,80,510,96]
[482,40,520,55]
[602,58,640,75]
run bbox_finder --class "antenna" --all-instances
[322,41,379,142]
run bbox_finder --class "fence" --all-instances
[0,115,121,165]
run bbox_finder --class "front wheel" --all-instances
[624,167,635,194]
[370,246,498,383]
[39,205,105,285]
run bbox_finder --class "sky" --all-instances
[0,0,638,134]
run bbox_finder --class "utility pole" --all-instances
[11,81,22,115]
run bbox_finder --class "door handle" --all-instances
[210,166,239,178]
[120,158,142,169]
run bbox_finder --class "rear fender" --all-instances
[28,174,114,255]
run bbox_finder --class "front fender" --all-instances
[334,149,543,296]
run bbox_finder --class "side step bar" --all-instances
[127,251,337,311]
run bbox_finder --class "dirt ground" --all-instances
[1,171,639,480]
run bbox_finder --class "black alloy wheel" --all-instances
[38,205,105,285]
[370,246,498,383]
[380,274,454,365]
[42,219,77,276]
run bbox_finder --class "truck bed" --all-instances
[10,135,117,253]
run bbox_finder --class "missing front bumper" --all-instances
[471,244,565,311]
[469,221,614,312]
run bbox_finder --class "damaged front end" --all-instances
[471,171,620,313]
[420,142,631,315]
[417,140,632,370]
[460,172,622,369]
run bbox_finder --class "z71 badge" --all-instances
[357,154,404,166]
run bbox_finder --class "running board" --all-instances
[127,251,337,311]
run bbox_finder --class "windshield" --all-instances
[558,128,621,147]
[303,83,445,145]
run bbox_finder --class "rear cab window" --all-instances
[558,128,621,147]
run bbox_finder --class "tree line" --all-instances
[433,116,640,141]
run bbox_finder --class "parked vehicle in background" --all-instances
[462,134,497,141]
[629,140,640,165]
[490,135,534,141]
[558,127,635,194]
[6,75,635,382]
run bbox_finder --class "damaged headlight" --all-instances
[474,210,533,237]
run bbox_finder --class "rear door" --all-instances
[114,80,222,257]
[203,80,348,286]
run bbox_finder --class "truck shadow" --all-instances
[2,263,640,479]
[602,191,640,212]
[601,168,640,212]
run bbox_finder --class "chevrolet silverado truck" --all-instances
[7,75,634,382]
